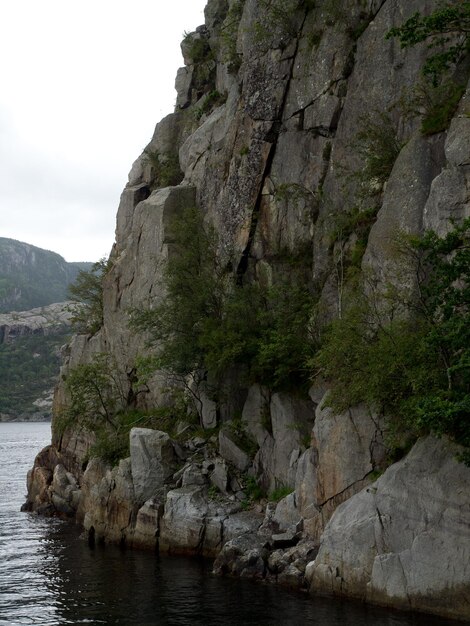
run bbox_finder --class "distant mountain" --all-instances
[0,238,93,313]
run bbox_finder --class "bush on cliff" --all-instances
[387,2,468,135]
[315,218,470,463]
[386,1,470,86]
[131,207,315,404]
[68,258,110,335]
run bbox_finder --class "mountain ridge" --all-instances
[0,237,92,313]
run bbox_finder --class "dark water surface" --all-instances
[0,422,463,626]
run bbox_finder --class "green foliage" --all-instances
[350,112,402,197]
[67,258,109,335]
[250,0,307,49]
[397,78,466,135]
[64,353,127,428]
[315,218,470,462]
[421,81,466,134]
[89,425,130,466]
[182,32,213,64]
[268,485,293,502]
[219,0,245,72]
[143,150,184,189]
[131,207,222,378]
[242,475,265,504]
[251,283,315,390]
[0,331,69,416]
[225,420,258,457]
[193,90,227,121]
[182,31,216,88]
[62,351,191,465]
[131,207,316,397]
[386,2,470,85]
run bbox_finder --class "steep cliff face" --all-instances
[24,0,470,620]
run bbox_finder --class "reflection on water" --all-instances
[0,423,462,626]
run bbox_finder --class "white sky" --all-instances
[0,0,207,262]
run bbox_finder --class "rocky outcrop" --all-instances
[0,302,73,343]
[23,0,470,621]
[308,437,470,621]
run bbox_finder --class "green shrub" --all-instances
[219,0,245,72]
[131,207,316,400]
[67,258,110,335]
[143,150,183,189]
[242,475,265,503]
[349,112,402,197]
[182,32,213,65]
[64,352,127,428]
[268,485,293,502]
[421,81,466,134]
[386,3,470,85]
[397,79,466,135]
[193,90,227,121]
[315,218,470,462]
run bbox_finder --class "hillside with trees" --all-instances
[0,237,92,312]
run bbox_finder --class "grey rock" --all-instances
[313,397,384,505]
[254,392,315,492]
[209,459,229,493]
[363,135,444,291]
[213,533,269,579]
[80,458,137,545]
[445,84,470,167]
[277,563,305,588]
[218,429,251,472]
[133,497,163,549]
[241,384,271,447]
[310,437,470,621]
[0,302,73,343]
[222,510,264,543]
[182,463,208,487]
[273,493,299,531]
[423,167,470,236]
[130,428,178,504]
[271,531,300,550]
[159,486,208,553]
[175,66,194,109]
[51,493,75,517]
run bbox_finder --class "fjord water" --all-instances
[0,422,461,626]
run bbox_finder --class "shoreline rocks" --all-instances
[22,423,470,621]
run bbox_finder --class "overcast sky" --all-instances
[0,0,207,262]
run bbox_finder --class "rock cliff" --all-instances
[24,0,470,621]
[0,302,72,344]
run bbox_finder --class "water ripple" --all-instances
[0,423,463,626]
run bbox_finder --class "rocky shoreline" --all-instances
[23,408,470,621]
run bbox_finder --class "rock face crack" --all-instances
[236,12,308,280]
